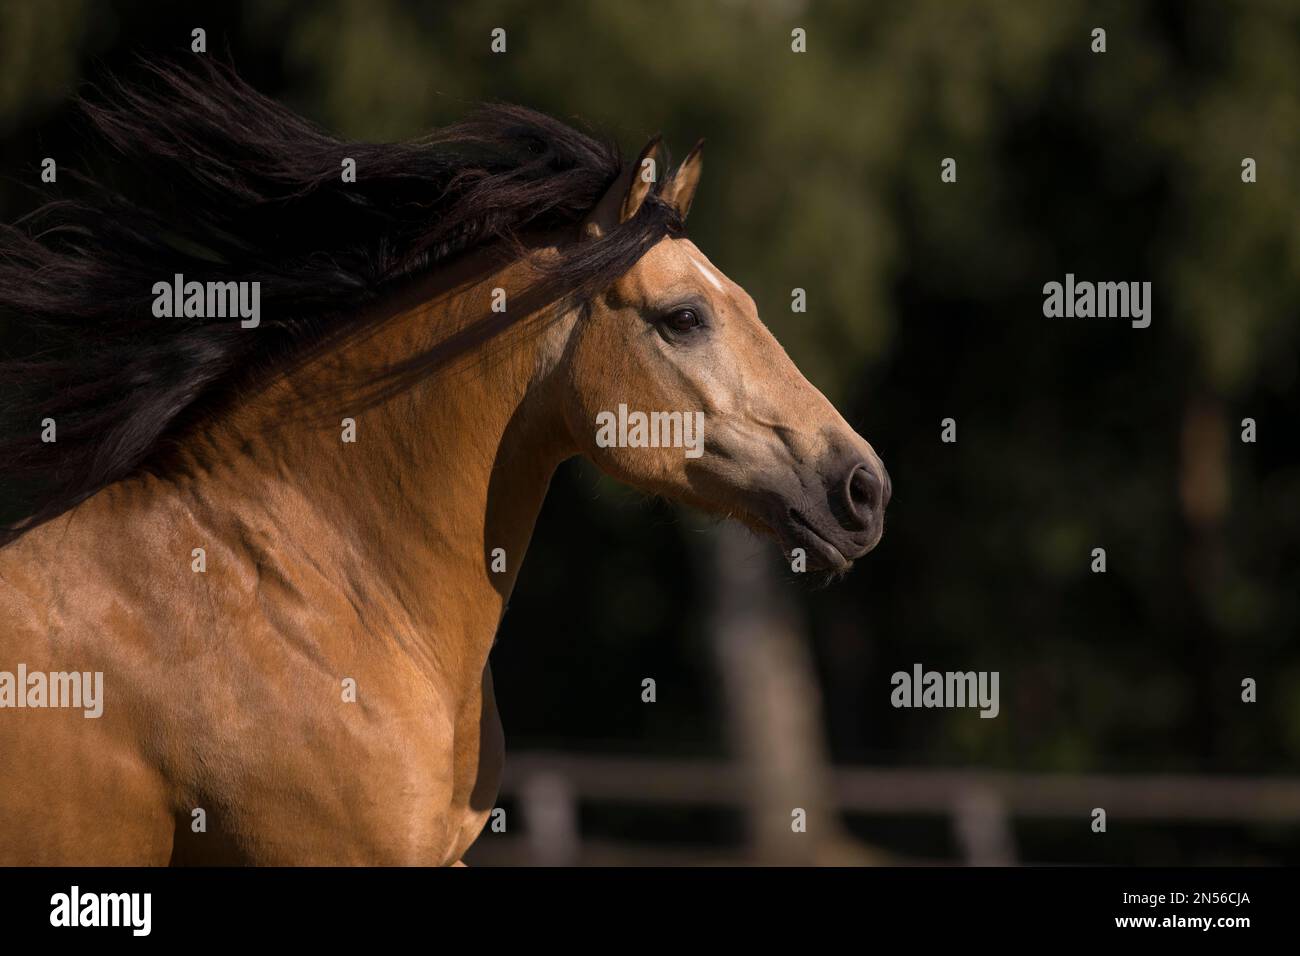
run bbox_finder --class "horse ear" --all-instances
[583,135,665,239]
[662,138,704,220]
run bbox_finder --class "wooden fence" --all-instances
[463,752,1300,866]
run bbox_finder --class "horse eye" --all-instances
[663,308,701,333]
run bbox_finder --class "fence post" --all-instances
[521,771,579,866]
[953,785,1016,866]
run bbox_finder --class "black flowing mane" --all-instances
[0,58,683,546]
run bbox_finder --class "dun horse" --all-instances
[0,62,888,864]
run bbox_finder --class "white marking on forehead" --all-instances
[687,253,726,293]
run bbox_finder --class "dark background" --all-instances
[2,0,1297,864]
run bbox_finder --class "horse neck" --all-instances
[182,253,575,680]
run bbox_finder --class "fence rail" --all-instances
[474,752,1300,865]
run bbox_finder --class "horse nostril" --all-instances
[846,463,880,525]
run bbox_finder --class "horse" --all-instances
[0,61,889,865]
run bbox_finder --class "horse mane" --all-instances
[0,57,684,546]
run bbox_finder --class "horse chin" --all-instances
[805,565,852,589]
[736,506,857,578]
[783,508,858,571]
